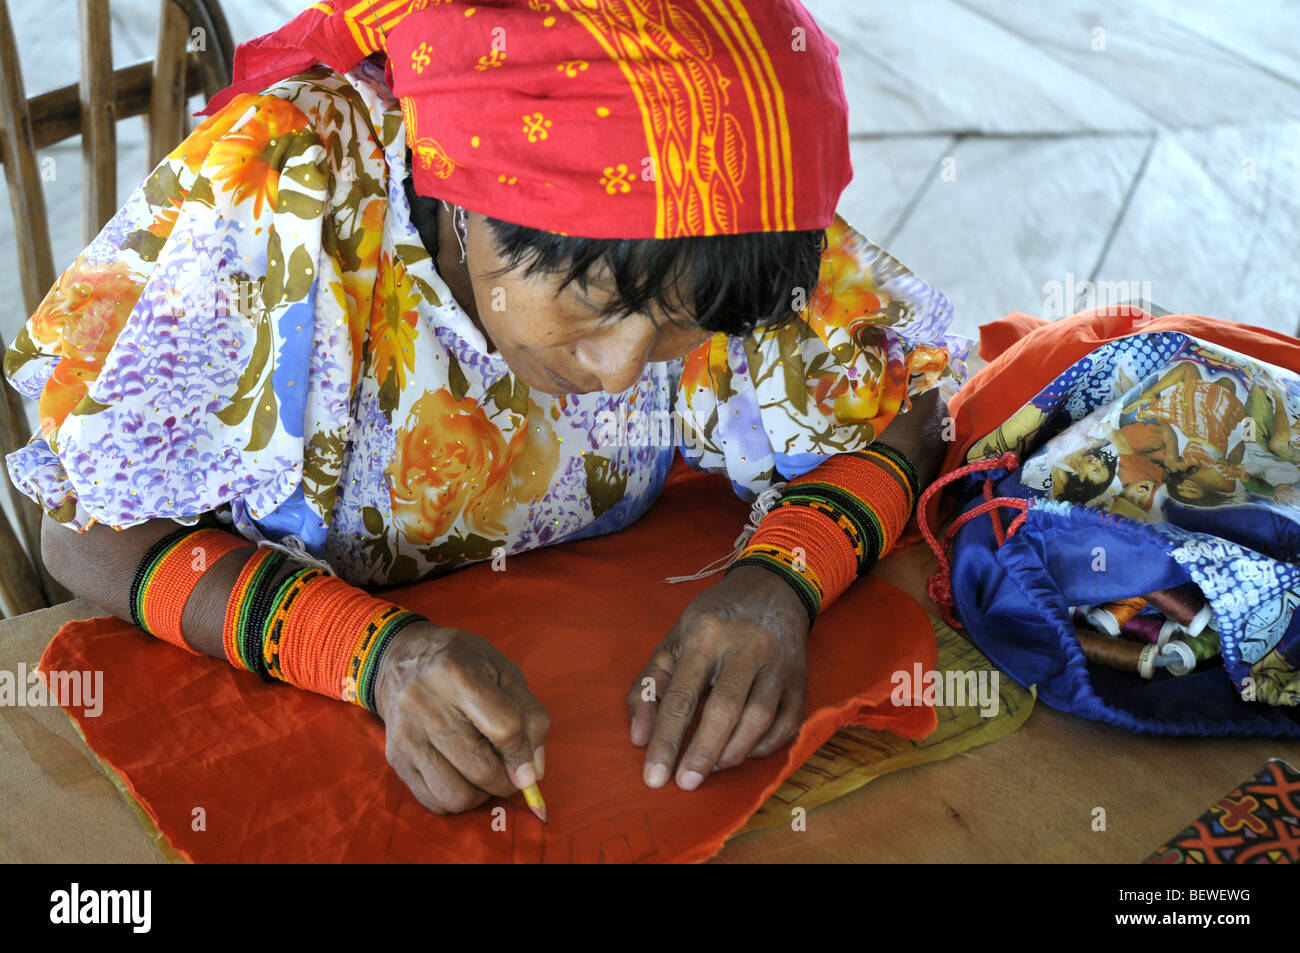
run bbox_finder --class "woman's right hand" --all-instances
[374,622,549,814]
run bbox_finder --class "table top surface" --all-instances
[13,307,1297,864]
[3,541,1297,865]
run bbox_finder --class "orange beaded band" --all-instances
[262,567,327,681]
[260,573,424,711]
[129,528,424,714]
[730,446,920,621]
[272,574,366,699]
[223,546,286,671]
[130,528,253,655]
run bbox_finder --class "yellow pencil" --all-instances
[522,782,548,823]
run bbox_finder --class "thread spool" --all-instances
[1073,603,1173,646]
[1142,583,1213,636]
[1157,629,1221,676]
[1085,597,1148,637]
[1075,628,1159,679]
[1186,628,1221,664]
[1119,612,1176,648]
[1159,640,1196,676]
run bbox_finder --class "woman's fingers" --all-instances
[380,626,551,814]
[497,661,551,780]
[749,685,807,758]
[641,645,713,788]
[385,673,516,803]
[626,639,678,747]
[388,732,490,814]
[673,654,763,789]
[426,715,520,799]
[452,658,542,791]
[715,667,785,770]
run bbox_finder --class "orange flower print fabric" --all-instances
[386,387,561,546]
[369,250,421,396]
[676,216,969,497]
[24,261,146,441]
[207,98,312,217]
[388,388,510,545]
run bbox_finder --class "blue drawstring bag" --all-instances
[928,330,1300,736]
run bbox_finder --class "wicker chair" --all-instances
[0,0,234,616]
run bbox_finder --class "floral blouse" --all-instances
[3,60,969,587]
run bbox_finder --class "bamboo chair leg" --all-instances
[147,0,190,171]
[0,0,56,317]
[0,503,45,617]
[78,0,117,245]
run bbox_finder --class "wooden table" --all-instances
[3,543,1297,864]
[0,331,1286,863]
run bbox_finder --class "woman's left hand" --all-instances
[626,564,810,791]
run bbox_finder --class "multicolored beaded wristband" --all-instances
[129,527,254,655]
[224,548,290,678]
[270,574,422,713]
[223,552,425,713]
[261,565,327,681]
[353,603,424,714]
[728,444,920,622]
[129,528,425,714]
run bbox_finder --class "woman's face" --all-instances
[1121,479,1157,509]
[445,209,714,396]
[1066,449,1111,486]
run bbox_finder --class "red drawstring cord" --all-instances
[916,451,1031,627]
[982,476,1005,545]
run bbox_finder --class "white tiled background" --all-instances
[2,0,1298,356]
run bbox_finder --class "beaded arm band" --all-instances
[727,444,920,622]
[130,528,254,655]
[221,550,425,713]
[130,528,425,713]
[228,558,424,713]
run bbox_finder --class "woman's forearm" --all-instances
[871,386,947,488]
[41,514,297,658]
[42,513,547,809]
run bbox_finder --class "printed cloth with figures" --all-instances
[3,60,968,588]
[966,330,1300,707]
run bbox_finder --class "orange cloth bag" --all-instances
[41,458,937,863]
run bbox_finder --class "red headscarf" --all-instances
[200,0,852,240]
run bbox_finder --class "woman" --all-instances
[1051,446,1119,505]
[4,0,966,815]
[1241,381,1300,499]
[1125,360,1246,463]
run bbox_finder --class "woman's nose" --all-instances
[573,316,657,394]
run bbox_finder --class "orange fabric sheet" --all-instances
[40,458,937,863]
[927,306,1300,529]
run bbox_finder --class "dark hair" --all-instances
[1164,467,1235,507]
[1058,447,1118,504]
[403,155,826,337]
[482,217,826,336]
